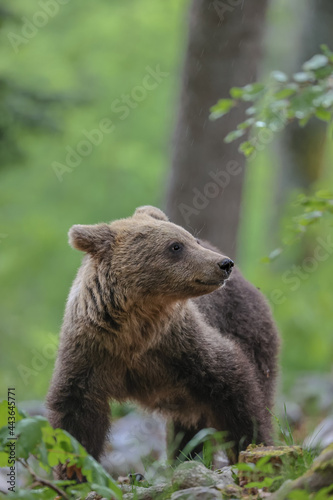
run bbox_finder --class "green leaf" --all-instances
[288,490,312,500]
[235,462,256,472]
[270,70,288,82]
[230,83,265,102]
[92,483,123,498]
[65,483,92,497]
[315,107,332,122]
[246,476,277,488]
[316,189,333,199]
[245,106,256,115]
[320,44,333,61]
[268,248,283,261]
[261,256,272,264]
[274,88,296,99]
[0,400,25,429]
[0,451,8,467]
[82,455,123,499]
[0,489,56,499]
[299,116,310,127]
[319,91,333,108]
[254,120,267,127]
[224,129,246,143]
[243,83,265,95]
[210,98,235,118]
[237,118,255,129]
[303,54,329,71]
[230,87,245,99]
[238,141,255,157]
[261,247,284,263]
[255,455,274,473]
[295,211,323,226]
[15,417,48,460]
[293,72,314,83]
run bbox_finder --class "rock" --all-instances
[101,410,167,476]
[172,461,222,490]
[291,373,333,414]
[271,444,333,499]
[144,461,174,484]
[19,400,47,417]
[304,416,333,450]
[170,486,222,499]
[238,445,303,486]
[122,482,168,500]
[222,484,243,498]
[214,465,235,488]
[85,492,106,500]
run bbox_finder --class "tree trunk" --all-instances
[165,0,269,259]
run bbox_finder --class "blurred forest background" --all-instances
[0,0,332,418]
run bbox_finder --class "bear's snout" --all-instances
[218,258,234,278]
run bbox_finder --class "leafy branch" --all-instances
[18,458,69,500]
[0,401,122,499]
[210,45,333,155]
[210,45,333,255]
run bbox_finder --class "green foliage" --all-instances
[288,485,333,500]
[292,191,333,232]
[175,428,231,468]
[269,405,295,447]
[211,46,333,252]
[260,189,333,262]
[0,402,122,499]
[210,46,333,148]
[236,450,315,493]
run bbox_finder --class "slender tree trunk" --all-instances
[166,0,269,259]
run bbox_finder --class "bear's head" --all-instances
[68,206,233,306]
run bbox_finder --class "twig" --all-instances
[18,459,70,500]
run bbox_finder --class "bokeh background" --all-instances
[0,0,332,436]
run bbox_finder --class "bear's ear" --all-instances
[68,224,114,254]
[134,206,169,221]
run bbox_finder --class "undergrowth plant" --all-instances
[0,400,331,499]
[0,400,122,499]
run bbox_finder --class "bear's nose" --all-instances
[218,258,234,275]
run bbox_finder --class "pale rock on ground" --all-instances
[101,410,167,476]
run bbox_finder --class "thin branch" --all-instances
[18,459,70,500]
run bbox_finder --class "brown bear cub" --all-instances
[47,206,279,467]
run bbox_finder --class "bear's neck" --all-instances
[117,298,187,357]
[71,278,189,357]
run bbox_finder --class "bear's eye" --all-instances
[169,242,183,253]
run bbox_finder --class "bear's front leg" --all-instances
[47,342,112,475]
[169,333,273,463]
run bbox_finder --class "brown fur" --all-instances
[47,206,279,468]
